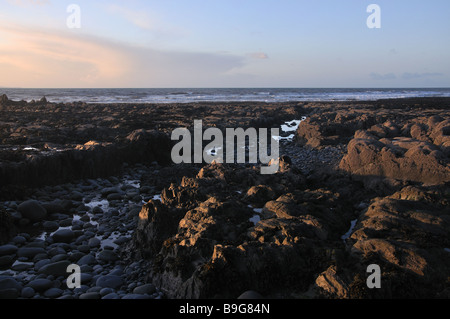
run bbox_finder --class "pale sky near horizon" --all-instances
[0,0,449,88]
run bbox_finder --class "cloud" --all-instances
[369,72,396,81]
[0,24,246,88]
[247,52,269,60]
[401,72,444,80]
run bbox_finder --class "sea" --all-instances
[1,88,450,104]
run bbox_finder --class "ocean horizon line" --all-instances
[2,87,450,104]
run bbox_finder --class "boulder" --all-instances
[340,135,450,184]
[17,200,47,222]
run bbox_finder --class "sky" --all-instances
[0,0,449,88]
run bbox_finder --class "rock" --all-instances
[34,259,51,271]
[27,279,53,292]
[315,265,349,298]
[48,246,66,257]
[17,247,46,259]
[0,94,8,105]
[99,287,114,297]
[17,200,47,222]
[237,290,264,299]
[51,253,68,263]
[96,275,124,289]
[21,287,35,298]
[113,236,129,245]
[344,184,450,297]
[80,273,93,285]
[121,294,152,299]
[0,244,18,256]
[77,245,91,254]
[97,250,118,262]
[102,292,120,299]
[101,187,120,197]
[92,206,103,214]
[43,221,59,232]
[0,277,22,291]
[0,255,14,268]
[79,292,101,299]
[133,283,156,295]
[297,110,376,148]
[107,193,123,201]
[88,237,101,248]
[0,209,16,244]
[244,185,276,207]
[43,288,63,298]
[52,229,75,243]
[11,260,33,271]
[41,202,65,215]
[340,134,450,185]
[38,260,71,277]
[77,254,96,265]
[12,235,27,245]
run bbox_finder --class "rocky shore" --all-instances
[0,95,449,299]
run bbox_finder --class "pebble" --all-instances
[77,254,96,265]
[88,237,101,248]
[34,259,51,271]
[0,255,14,267]
[27,278,53,291]
[122,294,152,299]
[102,292,120,299]
[96,275,124,289]
[21,286,36,298]
[79,292,101,299]
[0,167,153,299]
[42,221,59,232]
[133,283,156,295]
[17,247,46,259]
[0,244,18,256]
[38,260,71,277]
[51,229,75,243]
[12,236,27,245]
[97,288,112,296]
[44,288,63,298]
[97,250,118,262]
[237,290,264,299]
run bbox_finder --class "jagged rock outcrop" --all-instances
[127,162,358,298]
[340,117,450,184]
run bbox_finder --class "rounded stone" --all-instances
[79,292,101,299]
[88,237,101,248]
[26,279,53,292]
[133,284,156,295]
[21,286,36,298]
[44,288,63,298]
[0,244,18,256]
[17,200,47,222]
[96,275,124,289]
[51,229,75,244]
